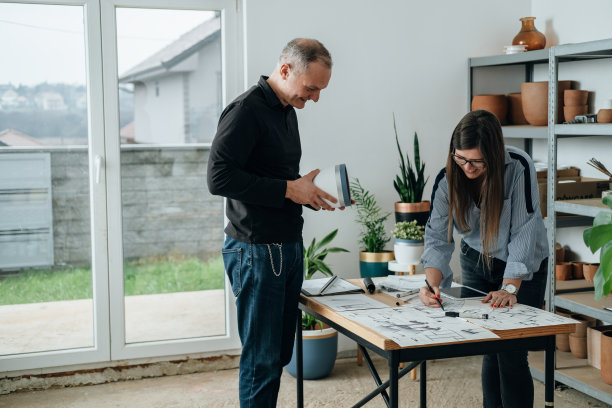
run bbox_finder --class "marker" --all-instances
[363,277,376,294]
[425,279,444,311]
[445,311,489,319]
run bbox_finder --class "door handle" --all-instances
[95,155,104,184]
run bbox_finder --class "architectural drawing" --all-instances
[315,294,390,312]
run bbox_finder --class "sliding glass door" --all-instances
[0,0,241,372]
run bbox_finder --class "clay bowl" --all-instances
[507,93,528,125]
[555,243,565,264]
[583,263,599,282]
[598,109,612,123]
[571,314,596,337]
[564,105,588,122]
[555,262,573,281]
[471,94,508,124]
[564,89,589,106]
[521,80,572,125]
[556,333,570,352]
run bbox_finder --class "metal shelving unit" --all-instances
[469,38,612,405]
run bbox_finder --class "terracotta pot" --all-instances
[555,242,565,264]
[569,333,587,359]
[556,333,570,352]
[571,314,596,337]
[521,80,572,125]
[601,330,612,385]
[597,109,612,124]
[507,93,528,125]
[587,325,612,369]
[555,262,573,281]
[512,17,546,51]
[564,89,589,106]
[571,262,586,279]
[564,105,588,122]
[584,263,599,283]
[471,94,508,124]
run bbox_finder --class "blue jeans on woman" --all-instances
[459,240,547,408]
[222,236,304,408]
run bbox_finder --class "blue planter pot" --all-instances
[359,251,395,278]
[285,327,338,380]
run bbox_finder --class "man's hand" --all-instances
[286,169,338,210]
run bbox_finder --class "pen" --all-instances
[319,275,337,294]
[445,311,488,319]
[424,279,444,311]
[395,289,419,298]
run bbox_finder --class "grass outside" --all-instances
[0,256,224,306]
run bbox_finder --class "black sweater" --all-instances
[207,76,304,243]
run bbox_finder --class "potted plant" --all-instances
[583,194,612,300]
[285,229,348,380]
[350,178,394,278]
[392,220,425,267]
[392,113,430,226]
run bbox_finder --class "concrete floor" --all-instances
[0,355,609,408]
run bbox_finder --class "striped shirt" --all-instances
[421,145,548,287]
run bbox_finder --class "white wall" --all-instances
[244,0,532,352]
[530,0,612,261]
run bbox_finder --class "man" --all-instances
[207,38,339,407]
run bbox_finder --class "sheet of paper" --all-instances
[301,277,334,295]
[339,305,499,347]
[315,294,390,312]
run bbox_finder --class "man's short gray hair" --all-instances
[279,38,332,73]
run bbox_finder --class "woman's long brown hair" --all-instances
[446,110,505,265]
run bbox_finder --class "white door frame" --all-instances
[101,0,242,361]
[0,0,111,372]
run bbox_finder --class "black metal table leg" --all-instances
[545,335,555,408]
[389,351,399,408]
[297,314,303,408]
[420,360,427,408]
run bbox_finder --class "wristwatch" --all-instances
[501,283,518,296]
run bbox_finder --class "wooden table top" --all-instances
[300,278,576,351]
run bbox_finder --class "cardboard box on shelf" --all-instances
[536,166,581,179]
[538,176,609,217]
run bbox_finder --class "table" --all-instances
[295,282,576,408]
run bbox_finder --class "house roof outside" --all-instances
[0,129,46,146]
[119,16,220,83]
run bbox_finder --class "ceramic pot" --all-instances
[285,327,338,380]
[597,109,612,124]
[564,89,589,106]
[572,262,586,279]
[512,17,546,51]
[564,105,588,122]
[394,201,430,226]
[571,314,596,337]
[556,333,570,352]
[507,93,528,124]
[587,325,612,369]
[555,242,565,264]
[555,262,573,281]
[521,81,572,125]
[471,94,508,124]
[359,251,394,278]
[601,330,612,385]
[583,263,599,283]
[393,239,424,265]
[569,333,587,359]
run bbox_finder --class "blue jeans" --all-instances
[222,236,304,408]
[459,240,547,408]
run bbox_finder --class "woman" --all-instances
[419,110,548,408]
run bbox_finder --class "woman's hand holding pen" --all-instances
[483,290,517,308]
[418,285,443,308]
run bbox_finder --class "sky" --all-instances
[0,3,214,86]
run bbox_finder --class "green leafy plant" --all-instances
[583,195,612,299]
[392,220,425,241]
[393,113,429,203]
[302,229,349,330]
[349,178,391,253]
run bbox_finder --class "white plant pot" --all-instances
[393,239,424,265]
